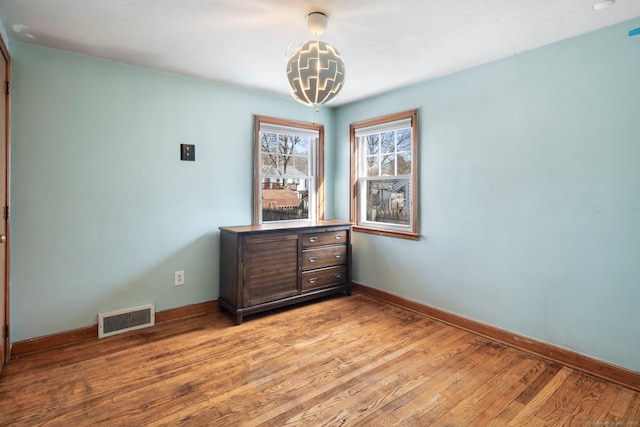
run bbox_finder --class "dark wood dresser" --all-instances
[219,220,352,324]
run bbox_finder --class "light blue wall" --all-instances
[335,18,640,372]
[9,42,334,341]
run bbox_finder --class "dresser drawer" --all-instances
[301,230,348,248]
[301,245,347,270]
[301,265,347,291]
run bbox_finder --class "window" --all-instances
[254,115,324,224]
[350,109,419,239]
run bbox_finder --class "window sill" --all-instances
[352,225,420,241]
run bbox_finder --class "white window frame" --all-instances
[254,115,324,224]
[350,109,419,240]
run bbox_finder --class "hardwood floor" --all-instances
[0,293,638,426]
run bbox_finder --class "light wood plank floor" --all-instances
[0,293,638,426]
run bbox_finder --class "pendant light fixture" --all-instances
[285,12,346,107]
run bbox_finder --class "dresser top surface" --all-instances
[219,220,352,235]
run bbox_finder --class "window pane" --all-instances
[396,128,412,152]
[261,133,279,153]
[293,156,309,176]
[381,131,395,154]
[363,179,410,226]
[261,153,283,175]
[293,137,310,155]
[381,155,395,176]
[261,178,310,221]
[279,134,292,152]
[367,155,379,177]
[365,134,379,155]
[397,153,412,175]
[280,156,296,175]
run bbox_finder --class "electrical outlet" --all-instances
[175,270,185,286]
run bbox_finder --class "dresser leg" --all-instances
[235,313,243,325]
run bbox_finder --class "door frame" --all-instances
[0,33,11,364]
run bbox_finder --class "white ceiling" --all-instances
[1,0,639,106]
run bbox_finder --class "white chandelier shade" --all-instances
[285,39,346,107]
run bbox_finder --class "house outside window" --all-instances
[350,109,419,240]
[254,115,324,224]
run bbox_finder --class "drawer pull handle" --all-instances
[335,274,342,279]
[334,254,342,259]
[308,278,317,284]
[335,234,343,240]
[309,257,317,263]
[309,236,318,243]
